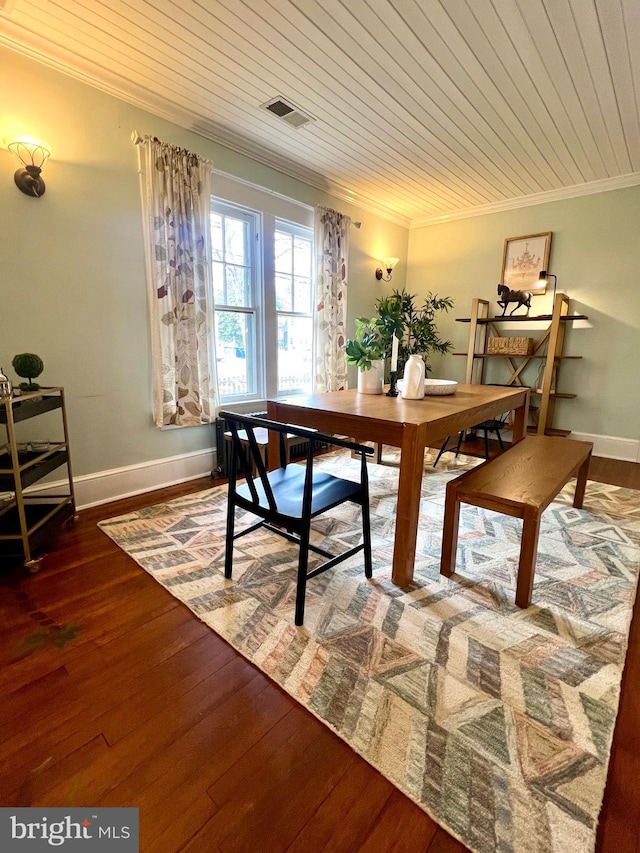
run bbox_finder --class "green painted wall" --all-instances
[4,44,634,477]
[0,47,408,477]
[407,190,640,441]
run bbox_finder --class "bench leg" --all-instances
[440,482,461,577]
[572,448,592,510]
[515,507,541,608]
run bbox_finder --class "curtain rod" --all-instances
[132,131,361,226]
[316,204,361,228]
[131,130,213,165]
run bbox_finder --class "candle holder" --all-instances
[386,371,399,397]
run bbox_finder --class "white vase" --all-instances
[401,354,425,399]
[357,359,384,394]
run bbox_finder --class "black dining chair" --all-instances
[220,411,374,626]
[433,410,511,466]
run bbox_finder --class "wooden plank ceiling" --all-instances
[1,0,639,226]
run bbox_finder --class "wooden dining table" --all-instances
[267,384,530,587]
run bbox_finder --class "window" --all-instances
[211,201,261,403]
[211,195,313,404]
[275,221,313,395]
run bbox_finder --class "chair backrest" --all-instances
[218,411,373,517]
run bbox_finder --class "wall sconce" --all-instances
[6,136,51,197]
[538,270,557,297]
[375,257,399,282]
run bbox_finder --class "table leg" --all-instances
[392,424,425,586]
[511,391,530,443]
[266,401,281,470]
[440,482,460,578]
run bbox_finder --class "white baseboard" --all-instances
[25,431,639,512]
[569,432,640,463]
[27,448,217,510]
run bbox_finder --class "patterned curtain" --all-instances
[135,133,218,426]
[314,206,350,392]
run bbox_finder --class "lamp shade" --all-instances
[383,257,399,271]
[6,136,51,169]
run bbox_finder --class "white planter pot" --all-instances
[357,359,384,394]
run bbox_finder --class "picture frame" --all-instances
[501,232,552,295]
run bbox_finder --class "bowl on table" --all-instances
[423,379,458,396]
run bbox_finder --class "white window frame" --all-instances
[211,199,264,405]
[274,219,314,397]
[210,174,314,408]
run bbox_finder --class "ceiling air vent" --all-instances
[262,97,314,129]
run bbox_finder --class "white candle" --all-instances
[391,335,399,372]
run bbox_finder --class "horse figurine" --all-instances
[497,284,532,316]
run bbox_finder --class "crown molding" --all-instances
[0,30,410,228]
[410,171,640,228]
[5,28,638,233]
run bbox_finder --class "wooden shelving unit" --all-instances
[455,293,588,436]
[0,387,77,570]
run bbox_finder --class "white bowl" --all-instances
[423,379,458,395]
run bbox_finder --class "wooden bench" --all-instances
[440,435,593,608]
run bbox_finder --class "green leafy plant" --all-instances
[344,317,387,371]
[12,352,44,391]
[375,289,454,376]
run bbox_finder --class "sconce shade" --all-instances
[6,136,51,197]
[538,269,557,296]
[376,257,400,282]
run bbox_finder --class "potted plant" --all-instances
[375,289,454,376]
[344,317,387,394]
[12,353,45,391]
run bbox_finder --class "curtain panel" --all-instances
[135,133,218,427]
[314,206,350,393]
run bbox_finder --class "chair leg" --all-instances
[224,499,236,579]
[496,428,505,452]
[294,520,311,626]
[454,430,464,459]
[433,436,451,467]
[361,497,373,579]
[483,428,490,460]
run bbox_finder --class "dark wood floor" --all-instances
[0,454,638,852]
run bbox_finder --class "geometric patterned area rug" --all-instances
[98,449,640,853]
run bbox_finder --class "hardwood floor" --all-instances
[0,455,638,852]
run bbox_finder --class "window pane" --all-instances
[277,315,313,394]
[211,213,224,262]
[225,265,251,307]
[275,273,292,311]
[293,236,311,277]
[212,261,225,302]
[215,311,256,397]
[275,231,292,273]
[293,276,311,314]
[225,217,248,265]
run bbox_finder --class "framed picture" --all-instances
[501,232,552,295]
